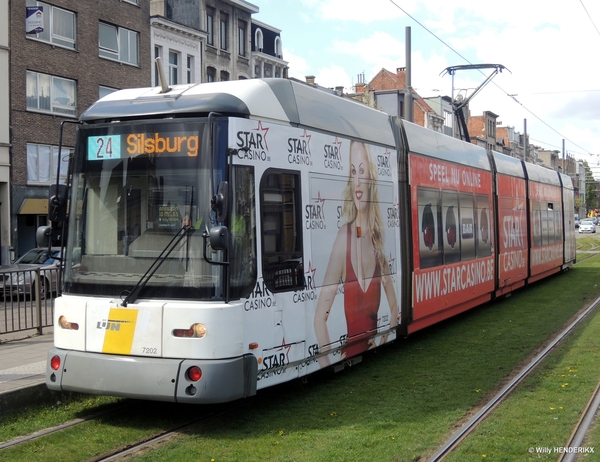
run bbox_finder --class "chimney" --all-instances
[305,75,315,85]
[335,86,344,95]
[355,82,366,93]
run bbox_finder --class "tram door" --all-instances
[258,169,305,383]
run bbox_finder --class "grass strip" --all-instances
[445,298,600,461]
[125,258,600,461]
[1,253,599,461]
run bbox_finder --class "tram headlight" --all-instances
[173,323,207,338]
[58,315,79,330]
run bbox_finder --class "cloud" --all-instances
[302,0,414,23]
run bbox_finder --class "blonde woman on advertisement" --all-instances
[314,141,399,368]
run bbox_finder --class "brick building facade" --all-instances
[9,0,151,258]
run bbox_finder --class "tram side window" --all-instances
[230,166,257,299]
[260,170,304,292]
[553,204,563,242]
[532,201,561,247]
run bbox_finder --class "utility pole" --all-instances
[405,27,413,123]
[524,119,528,162]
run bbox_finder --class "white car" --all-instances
[579,220,596,234]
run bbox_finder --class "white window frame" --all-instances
[27,143,71,185]
[99,22,139,66]
[206,11,214,46]
[186,55,194,83]
[238,21,246,57]
[255,28,263,52]
[26,1,76,50]
[220,14,228,51]
[168,51,179,85]
[26,70,76,116]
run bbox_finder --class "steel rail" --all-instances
[0,402,133,450]
[427,294,600,461]
[558,380,600,462]
[95,399,251,461]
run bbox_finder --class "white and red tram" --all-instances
[45,79,575,403]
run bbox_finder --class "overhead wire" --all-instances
[387,0,598,157]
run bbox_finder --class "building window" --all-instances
[444,111,453,128]
[255,28,263,52]
[26,71,76,116]
[220,71,229,82]
[27,143,71,185]
[154,46,162,86]
[220,14,228,51]
[207,67,216,83]
[168,51,179,85]
[264,63,272,78]
[187,55,194,83]
[238,21,246,57]
[275,36,282,58]
[99,22,139,66]
[206,10,214,46]
[122,0,139,4]
[26,1,76,49]
[99,86,117,99]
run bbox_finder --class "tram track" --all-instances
[558,379,600,462]
[0,402,133,451]
[92,399,251,461]
[0,394,254,461]
[427,293,600,461]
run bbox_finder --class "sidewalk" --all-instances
[0,329,56,414]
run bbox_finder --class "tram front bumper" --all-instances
[46,348,257,404]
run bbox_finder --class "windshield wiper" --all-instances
[121,225,193,307]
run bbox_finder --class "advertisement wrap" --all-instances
[496,174,528,289]
[229,118,400,373]
[409,154,494,321]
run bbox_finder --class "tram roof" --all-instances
[80,78,396,147]
[402,120,491,171]
[523,161,562,186]
[559,172,574,190]
[491,150,526,179]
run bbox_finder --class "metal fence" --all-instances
[0,267,60,335]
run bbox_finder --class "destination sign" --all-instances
[87,132,199,161]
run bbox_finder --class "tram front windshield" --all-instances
[63,120,223,301]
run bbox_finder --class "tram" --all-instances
[45,78,576,403]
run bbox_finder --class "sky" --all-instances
[253,0,600,178]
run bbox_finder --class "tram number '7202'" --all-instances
[88,135,122,161]
[142,347,158,355]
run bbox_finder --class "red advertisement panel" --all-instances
[528,181,564,277]
[409,154,494,321]
[496,174,528,288]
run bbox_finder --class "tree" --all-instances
[583,161,597,213]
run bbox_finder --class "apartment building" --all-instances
[150,0,287,85]
[9,0,151,258]
[7,0,286,259]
